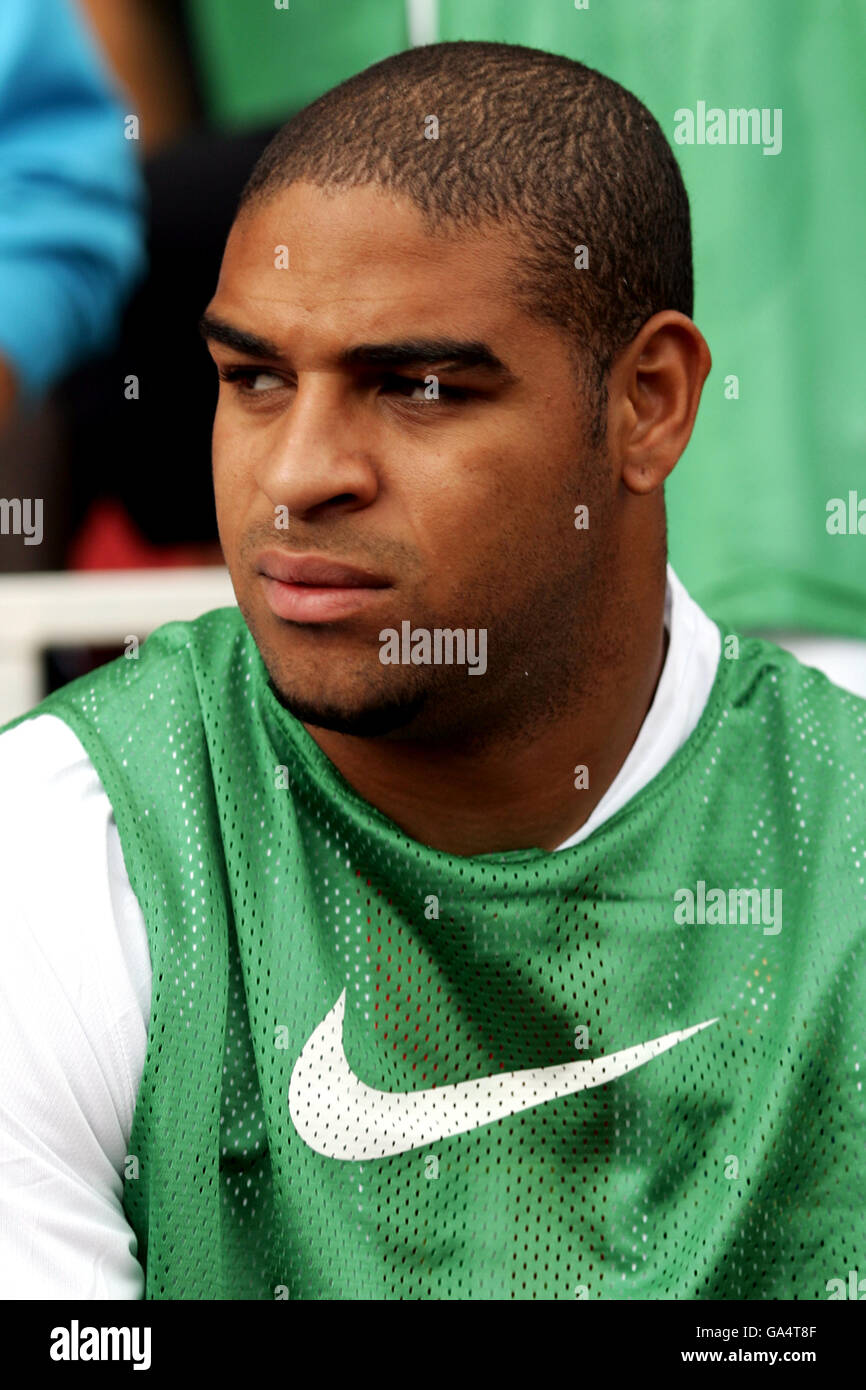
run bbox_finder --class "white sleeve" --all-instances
[0,713,152,1299]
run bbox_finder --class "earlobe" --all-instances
[621,448,672,496]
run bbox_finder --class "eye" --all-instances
[398,379,430,401]
[218,366,284,393]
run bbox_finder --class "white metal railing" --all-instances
[0,567,236,724]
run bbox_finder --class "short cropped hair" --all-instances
[238,41,694,445]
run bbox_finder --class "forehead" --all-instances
[211,180,543,351]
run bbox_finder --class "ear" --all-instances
[609,311,712,496]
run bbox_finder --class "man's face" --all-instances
[204,180,616,743]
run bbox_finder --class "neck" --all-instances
[304,587,669,858]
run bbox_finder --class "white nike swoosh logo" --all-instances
[289,990,718,1160]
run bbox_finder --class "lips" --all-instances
[256,550,392,624]
[256,551,390,588]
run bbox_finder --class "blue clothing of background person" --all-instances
[0,0,145,413]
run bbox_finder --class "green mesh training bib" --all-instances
[4,606,866,1300]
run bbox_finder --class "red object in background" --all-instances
[68,498,224,570]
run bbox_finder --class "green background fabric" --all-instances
[182,0,866,637]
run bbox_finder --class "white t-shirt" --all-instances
[0,567,721,1299]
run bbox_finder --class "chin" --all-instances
[267,682,429,738]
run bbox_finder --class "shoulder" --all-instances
[724,633,866,752]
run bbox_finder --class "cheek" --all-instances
[210,405,229,484]
[210,455,232,534]
[211,398,238,470]
[413,455,533,594]
[210,424,248,558]
[211,408,253,506]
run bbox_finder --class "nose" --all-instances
[254,373,380,520]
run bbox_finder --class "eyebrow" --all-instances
[198,313,515,380]
[199,314,281,358]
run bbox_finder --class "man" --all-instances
[0,41,863,1301]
